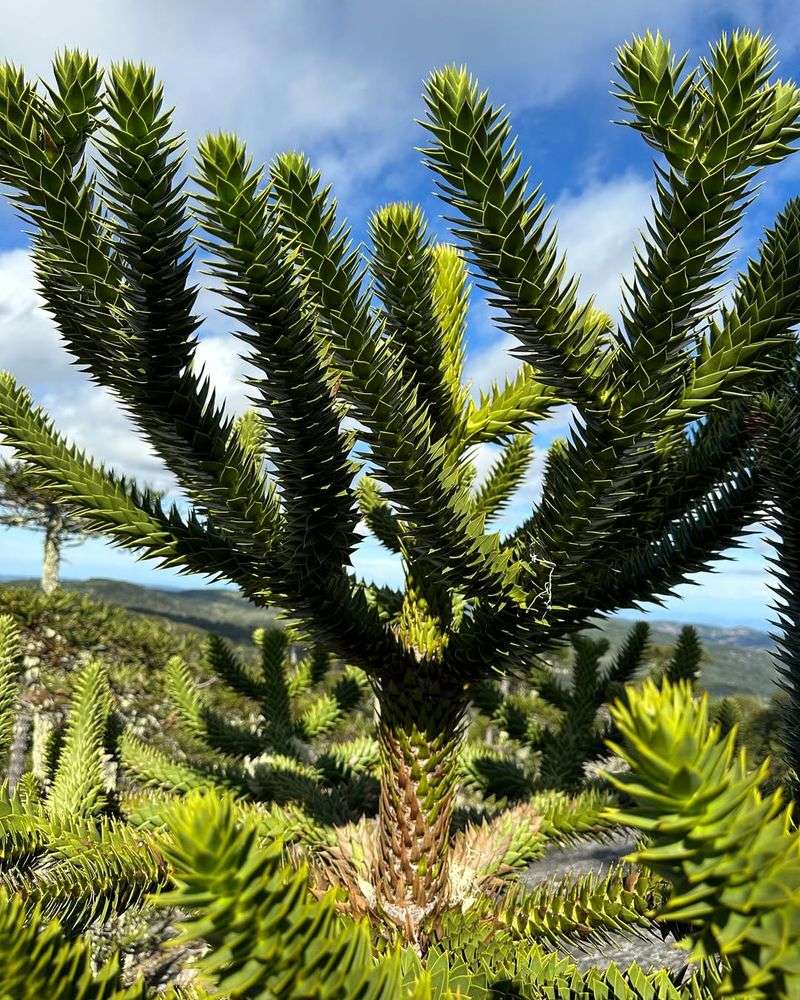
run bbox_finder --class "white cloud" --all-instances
[0,250,77,391]
[470,443,501,484]
[192,335,254,418]
[0,0,777,212]
[45,387,173,492]
[0,251,169,481]
[555,173,652,318]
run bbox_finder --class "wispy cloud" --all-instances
[555,172,652,317]
[0,0,774,214]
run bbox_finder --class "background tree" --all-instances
[118,626,380,839]
[0,457,86,592]
[0,34,799,947]
[467,621,652,795]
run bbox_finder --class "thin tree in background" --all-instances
[0,457,86,592]
[0,34,799,946]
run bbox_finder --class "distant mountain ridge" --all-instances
[599,617,773,650]
[0,576,780,699]
[0,575,276,646]
[592,616,776,699]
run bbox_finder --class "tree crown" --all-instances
[0,33,798,685]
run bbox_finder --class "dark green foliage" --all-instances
[0,32,795,683]
[662,626,703,685]
[419,34,800,667]
[761,391,800,798]
[604,622,651,697]
[458,742,535,802]
[204,631,262,697]
[709,696,743,744]
[545,634,618,788]
[732,692,795,774]
[118,628,375,834]
[0,29,799,985]
[256,626,294,743]
[467,623,716,798]
[468,623,654,794]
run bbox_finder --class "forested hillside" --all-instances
[1,577,776,697]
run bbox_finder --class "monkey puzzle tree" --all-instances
[467,622,653,795]
[0,33,799,946]
[0,457,86,592]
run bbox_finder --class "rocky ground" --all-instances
[522,833,691,974]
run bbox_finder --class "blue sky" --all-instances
[2,0,799,629]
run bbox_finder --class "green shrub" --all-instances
[119,627,378,839]
[4,679,797,997]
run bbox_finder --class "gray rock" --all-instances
[522,834,691,975]
[521,831,636,887]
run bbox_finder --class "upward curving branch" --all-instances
[0,34,797,702]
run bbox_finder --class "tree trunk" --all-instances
[41,510,63,595]
[371,674,468,950]
[7,707,30,791]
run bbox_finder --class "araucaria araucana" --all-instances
[1,32,800,946]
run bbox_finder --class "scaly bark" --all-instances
[372,673,468,949]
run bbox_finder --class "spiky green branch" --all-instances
[0,33,797,946]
